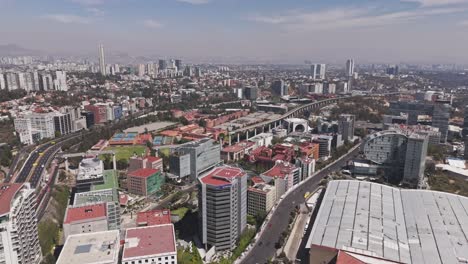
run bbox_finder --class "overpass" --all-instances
[226,94,394,145]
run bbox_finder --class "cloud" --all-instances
[41,14,91,24]
[143,19,163,29]
[87,7,105,16]
[71,0,105,6]
[401,0,468,6]
[247,6,465,31]
[176,0,210,5]
[459,19,468,25]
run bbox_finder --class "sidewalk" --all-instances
[283,204,309,260]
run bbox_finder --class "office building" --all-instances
[311,63,326,80]
[198,166,247,251]
[84,104,108,124]
[247,181,276,216]
[384,123,441,146]
[81,111,95,128]
[169,138,221,180]
[244,86,258,100]
[175,59,183,71]
[127,168,164,196]
[99,44,106,76]
[53,112,73,136]
[306,180,468,264]
[76,158,105,192]
[432,102,450,143]
[345,59,354,77]
[296,156,315,181]
[363,130,428,186]
[0,183,42,264]
[56,230,120,264]
[403,134,428,187]
[128,156,163,173]
[271,79,287,96]
[63,202,119,239]
[158,59,167,71]
[14,112,56,145]
[122,224,177,264]
[338,114,355,142]
[312,135,333,159]
[386,65,399,75]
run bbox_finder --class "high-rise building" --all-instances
[137,64,145,77]
[169,138,221,180]
[432,102,450,143]
[244,86,258,100]
[158,59,167,71]
[386,65,399,75]
[198,166,247,251]
[99,44,106,76]
[0,183,42,264]
[175,59,183,71]
[311,64,326,80]
[345,59,355,77]
[271,79,287,96]
[247,181,276,216]
[402,134,428,187]
[54,71,68,91]
[338,114,355,142]
[462,105,468,137]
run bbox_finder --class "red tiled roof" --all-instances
[222,141,256,153]
[262,162,296,179]
[123,224,176,259]
[64,203,107,224]
[136,209,171,226]
[119,193,129,206]
[199,166,246,187]
[0,183,23,216]
[251,176,265,184]
[336,251,366,264]
[128,168,159,178]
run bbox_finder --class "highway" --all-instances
[241,144,362,264]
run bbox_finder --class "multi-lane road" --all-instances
[241,144,362,264]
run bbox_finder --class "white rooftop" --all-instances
[56,230,120,264]
[77,158,104,180]
[307,180,468,264]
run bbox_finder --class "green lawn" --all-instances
[92,170,119,190]
[101,146,147,161]
[172,207,189,219]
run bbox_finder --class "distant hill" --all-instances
[0,44,41,56]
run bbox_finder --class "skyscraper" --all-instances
[271,79,286,96]
[345,59,355,77]
[0,183,42,264]
[311,64,326,80]
[175,59,183,71]
[403,134,429,187]
[432,102,450,143]
[338,114,355,142]
[98,44,106,76]
[158,59,167,71]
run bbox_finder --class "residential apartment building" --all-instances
[247,181,276,216]
[0,183,42,264]
[338,114,355,142]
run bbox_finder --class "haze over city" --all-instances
[2,0,468,63]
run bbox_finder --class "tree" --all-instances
[116,159,128,170]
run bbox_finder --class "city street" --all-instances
[241,145,361,264]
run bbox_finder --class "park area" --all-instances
[100,145,148,161]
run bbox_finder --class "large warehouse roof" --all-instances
[306,180,468,264]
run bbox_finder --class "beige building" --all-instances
[247,183,276,216]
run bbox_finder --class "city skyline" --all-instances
[1,0,468,63]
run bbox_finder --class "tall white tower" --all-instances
[99,44,106,76]
[345,59,354,77]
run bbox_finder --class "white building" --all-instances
[0,183,42,264]
[57,230,120,264]
[54,71,68,91]
[14,112,56,145]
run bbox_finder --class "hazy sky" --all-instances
[1,0,468,63]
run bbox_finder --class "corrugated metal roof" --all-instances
[307,180,468,264]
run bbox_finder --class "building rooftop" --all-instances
[0,183,22,216]
[222,141,256,153]
[64,203,107,224]
[56,230,120,264]
[248,183,275,194]
[307,180,468,264]
[251,176,265,185]
[123,224,176,259]
[199,166,246,187]
[136,209,172,226]
[77,158,104,181]
[128,168,159,178]
[73,188,119,206]
[262,161,297,179]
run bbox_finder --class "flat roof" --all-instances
[64,203,107,224]
[92,170,119,191]
[262,161,296,179]
[0,183,22,216]
[123,224,176,259]
[124,121,176,134]
[128,168,159,178]
[307,180,468,264]
[56,230,120,264]
[74,188,119,206]
[199,166,246,187]
[136,209,172,226]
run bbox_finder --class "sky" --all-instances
[1,0,468,63]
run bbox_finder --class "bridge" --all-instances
[226,93,397,145]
